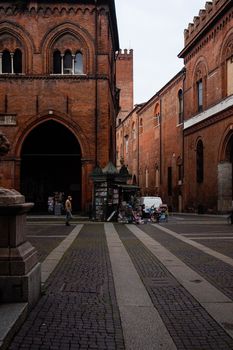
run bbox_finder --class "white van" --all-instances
[140,196,162,216]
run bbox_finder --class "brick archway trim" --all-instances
[0,20,35,72]
[218,125,233,162]
[40,22,95,74]
[13,111,92,160]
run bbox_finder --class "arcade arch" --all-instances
[218,130,233,212]
[20,120,82,212]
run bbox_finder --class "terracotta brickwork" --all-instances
[0,0,119,212]
[116,49,134,124]
[180,0,233,213]
[117,0,233,214]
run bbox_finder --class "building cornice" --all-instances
[184,94,233,135]
[178,0,232,61]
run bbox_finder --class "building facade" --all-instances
[179,0,233,213]
[0,0,119,212]
[117,0,233,214]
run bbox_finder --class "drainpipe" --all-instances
[137,111,139,187]
[159,97,162,188]
[182,68,186,209]
[94,0,98,166]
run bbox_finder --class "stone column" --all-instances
[0,132,41,307]
[0,189,41,307]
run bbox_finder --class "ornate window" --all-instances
[53,49,84,75]
[132,122,136,140]
[63,50,72,74]
[226,56,233,96]
[0,48,22,74]
[194,62,207,114]
[139,118,143,134]
[53,50,61,74]
[224,39,233,96]
[197,79,203,112]
[153,103,160,127]
[74,52,83,74]
[178,89,183,124]
[13,49,22,73]
[196,140,204,183]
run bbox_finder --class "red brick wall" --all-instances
[0,2,118,212]
[181,0,233,212]
[116,49,134,122]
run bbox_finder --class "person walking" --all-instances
[65,195,72,226]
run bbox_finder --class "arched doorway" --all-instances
[20,120,81,213]
[218,132,233,212]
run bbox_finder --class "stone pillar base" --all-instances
[0,263,41,308]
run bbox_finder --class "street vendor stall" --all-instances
[91,162,139,221]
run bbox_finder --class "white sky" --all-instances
[115,0,208,104]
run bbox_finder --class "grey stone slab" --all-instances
[0,303,27,350]
[105,223,177,350]
[119,305,176,350]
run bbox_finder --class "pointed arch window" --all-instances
[63,50,72,74]
[13,49,22,73]
[197,79,203,112]
[139,118,143,134]
[74,51,83,74]
[153,103,160,127]
[178,89,183,124]
[132,122,136,140]
[227,55,233,96]
[53,50,61,74]
[196,140,204,183]
[2,50,11,73]
[52,50,84,75]
[1,49,23,74]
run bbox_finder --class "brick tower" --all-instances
[116,49,134,124]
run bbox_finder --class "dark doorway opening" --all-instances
[20,120,81,213]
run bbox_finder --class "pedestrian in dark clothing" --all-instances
[65,195,72,226]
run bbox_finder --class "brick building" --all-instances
[0,0,119,212]
[117,0,233,214]
[179,0,233,213]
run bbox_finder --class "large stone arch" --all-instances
[40,22,95,74]
[13,113,93,212]
[14,111,91,160]
[217,127,233,212]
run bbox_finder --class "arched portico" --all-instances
[20,119,83,212]
[218,130,233,212]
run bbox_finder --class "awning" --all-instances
[116,184,140,191]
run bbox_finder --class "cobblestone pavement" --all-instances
[115,223,233,350]
[7,218,233,350]
[140,222,233,301]
[9,224,124,350]
[26,224,74,262]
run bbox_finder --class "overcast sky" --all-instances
[115,0,208,104]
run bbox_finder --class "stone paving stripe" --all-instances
[152,224,233,268]
[190,237,233,240]
[0,303,27,350]
[104,223,176,350]
[41,224,83,285]
[127,224,233,339]
[27,235,67,238]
